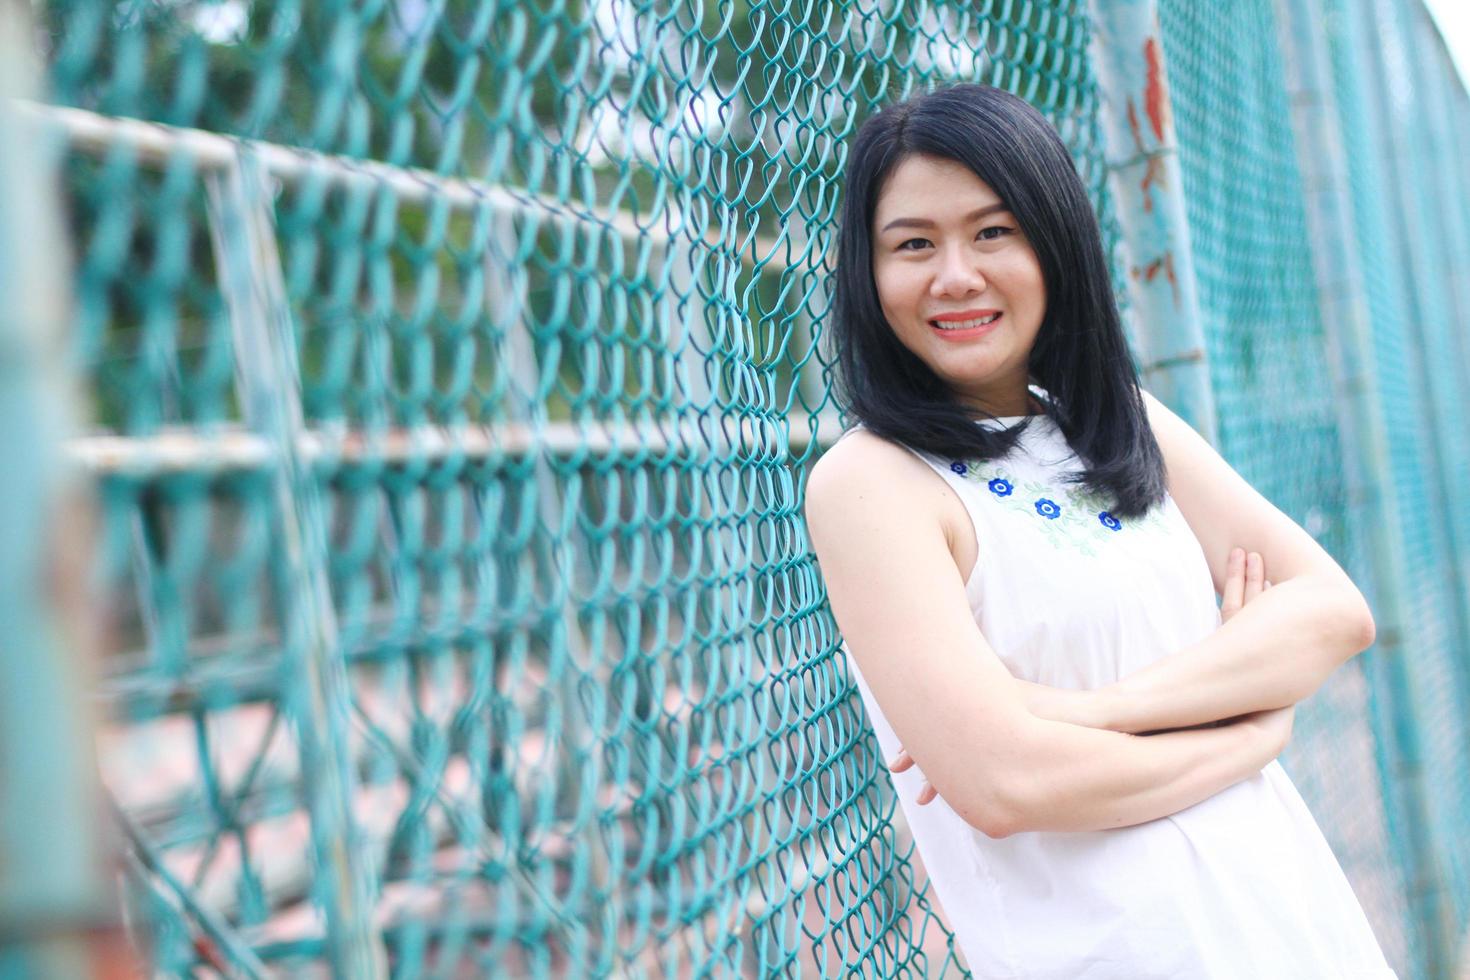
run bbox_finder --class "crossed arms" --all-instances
[1074,392,1374,733]
[803,391,1376,836]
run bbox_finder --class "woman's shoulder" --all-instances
[814,424,935,485]
[806,425,960,529]
[806,425,978,595]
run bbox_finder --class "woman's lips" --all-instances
[929,312,1002,340]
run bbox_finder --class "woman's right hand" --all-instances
[1220,546,1270,623]
[1218,547,1295,754]
[1111,546,1279,737]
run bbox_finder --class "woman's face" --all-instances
[870,153,1047,416]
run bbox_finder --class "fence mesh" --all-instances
[5,0,1470,976]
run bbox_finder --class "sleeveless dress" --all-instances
[836,387,1396,979]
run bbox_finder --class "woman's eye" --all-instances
[977,226,1012,241]
[897,238,931,251]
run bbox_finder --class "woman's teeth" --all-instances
[932,313,1001,330]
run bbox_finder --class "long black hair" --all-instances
[830,83,1166,519]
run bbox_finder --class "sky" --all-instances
[1423,0,1470,91]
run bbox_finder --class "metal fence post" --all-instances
[0,3,114,975]
[1086,0,1219,440]
[204,151,386,977]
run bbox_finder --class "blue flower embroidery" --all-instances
[957,462,1165,548]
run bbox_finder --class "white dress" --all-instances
[838,392,1396,979]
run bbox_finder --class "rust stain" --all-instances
[1130,250,1181,308]
[1144,37,1169,143]
[1126,92,1167,213]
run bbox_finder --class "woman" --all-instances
[803,85,1395,978]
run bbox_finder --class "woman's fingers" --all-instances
[888,747,937,804]
[1222,548,1270,623]
[1223,549,1270,625]
[1221,547,1246,621]
[1242,550,1264,604]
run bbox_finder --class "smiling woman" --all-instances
[828,84,1167,522]
[870,156,1047,418]
[805,84,1394,978]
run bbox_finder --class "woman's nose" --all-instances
[930,247,986,297]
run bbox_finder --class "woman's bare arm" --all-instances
[987,707,1290,835]
[1004,546,1299,737]
[971,394,1376,740]
[895,549,1280,810]
[976,552,1299,834]
[805,432,1290,839]
[892,697,1294,835]
[1093,580,1368,734]
[1074,393,1377,735]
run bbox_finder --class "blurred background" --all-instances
[2,0,1469,976]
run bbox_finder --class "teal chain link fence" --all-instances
[3,0,1470,975]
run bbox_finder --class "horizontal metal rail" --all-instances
[64,415,841,477]
[19,101,816,275]
[23,102,842,478]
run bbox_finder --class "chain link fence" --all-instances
[4,0,1470,975]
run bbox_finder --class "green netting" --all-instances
[5,0,1470,976]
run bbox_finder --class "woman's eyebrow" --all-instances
[879,202,1010,233]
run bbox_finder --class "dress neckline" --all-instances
[977,383,1053,428]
